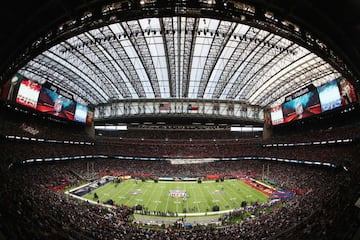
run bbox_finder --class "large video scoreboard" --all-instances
[268,77,357,126]
[14,75,93,125]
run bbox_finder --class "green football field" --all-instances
[82,179,269,214]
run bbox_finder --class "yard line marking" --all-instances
[165,188,171,213]
[198,182,211,212]
[146,182,164,211]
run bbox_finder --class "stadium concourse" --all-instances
[1,0,360,240]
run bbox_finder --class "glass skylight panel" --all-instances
[189,61,206,98]
[193,41,211,56]
[132,62,149,93]
[204,72,221,98]
[156,67,168,81]
[147,41,167,95]
[130,57,143,71]
[203,54,228,97]
[108,23,123,34]
[41,51,109,100]
[281,37,293,46]
[220,64,246,99]
[124,46,142,69]
[127,85,139,98]
[154,59,168,74]
[255,29,270,39]
[258,57,326,104]
[147,43,165,56]
[245,50,297,99]
[82,51,120,98]
[135,67,154,98]
[208,18,220,30]
[249,52,315,104]
[151,36,163,44]
[226,53,263,99]
[197,35,214,45]
[152,56,166,68]
[239,43,280,97]
[115,70,137,98]
[158,83,170,98]
[97,48,130,98]
[226,39,240,49]
[119,38,132,47]
[87,27,100,37]
[233,23,250,36]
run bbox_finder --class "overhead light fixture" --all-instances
[11,75,19,84]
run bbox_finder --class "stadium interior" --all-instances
[1,0,360,239]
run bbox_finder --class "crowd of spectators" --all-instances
[1,155,359,240]
[1,102,360,239]
[1,136,354,167]
[0,127,358,169]
[265,122,360,144]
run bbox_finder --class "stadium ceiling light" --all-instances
[11,75,19,84]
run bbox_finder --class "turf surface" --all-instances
[83,179,269,214]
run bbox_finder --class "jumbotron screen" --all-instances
[16,78,41,109]
[338,78,357,106]
[15,77,91,124]
[270,105,284,125]
[74,103,88,123]
[317,79,342,112]
[282,90,321,123]
[36,88,76,121]
[270,78,356,125]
